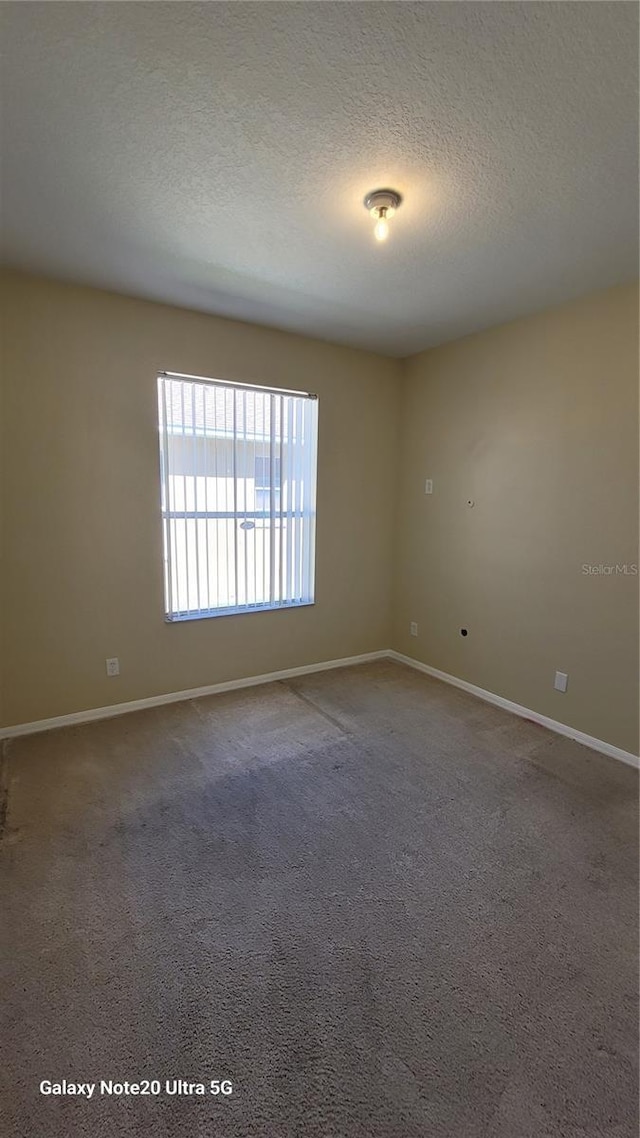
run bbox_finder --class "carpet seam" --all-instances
[280,679,353,736]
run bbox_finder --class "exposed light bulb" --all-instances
[364,189,402,243]
[374,213,389,242]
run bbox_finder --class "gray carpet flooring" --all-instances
[1,659,638,1137]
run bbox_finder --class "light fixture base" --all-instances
[363,188,402,214]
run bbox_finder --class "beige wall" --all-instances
[1,272,638,756]
[0,271,400,725]
[393,282,639,755]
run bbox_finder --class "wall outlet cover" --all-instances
[554,671,568,693]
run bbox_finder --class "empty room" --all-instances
[1,2,638,1136]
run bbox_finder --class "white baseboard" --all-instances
[387,650,639,769]
[3,648,638,769]
[0,650,389,740]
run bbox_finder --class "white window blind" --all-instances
[158,372,318,621]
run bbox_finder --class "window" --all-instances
[254,455,281,511]
[157,372,318,620]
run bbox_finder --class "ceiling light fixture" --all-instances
[364,188,402,242]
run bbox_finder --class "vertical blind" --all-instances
[158,373,318,620]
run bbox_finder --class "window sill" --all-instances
[165,600,315,623]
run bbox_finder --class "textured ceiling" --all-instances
[1,2,638,356]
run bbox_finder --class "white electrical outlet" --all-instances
[554,671,568,693]
[424,479,433,495]
[106,657,120,677]
[410,622,418,637]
